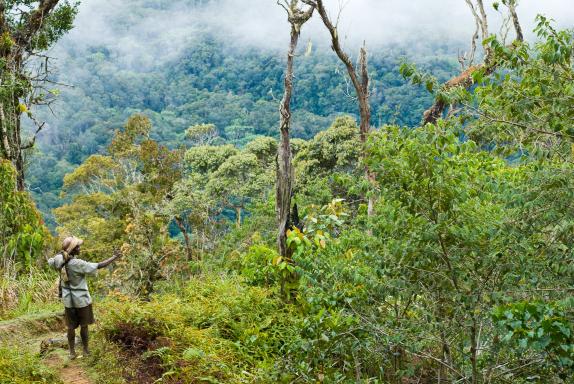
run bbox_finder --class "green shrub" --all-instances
[0,160,49,274]
[94,275,300,382]
[240,244,278,287]
[493,299,574,379]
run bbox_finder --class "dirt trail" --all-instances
[45,352,93,384]
[0,312,93,384]
[59,365,92,384]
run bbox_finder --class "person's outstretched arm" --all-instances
[98,251,121,269]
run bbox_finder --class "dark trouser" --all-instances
[65,304,95,356]
[65,304,95,329]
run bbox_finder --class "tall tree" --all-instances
[0,0,79,190]
[302,0,373,215]
[276,0,314,259]
[56,115,184,297]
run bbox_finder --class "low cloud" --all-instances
[52,0,574,69]
[208,0,574,50]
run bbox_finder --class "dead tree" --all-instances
[0,0,77,190]
[303,0,374,216]
[276,0,314,259]
[423,0,524,125]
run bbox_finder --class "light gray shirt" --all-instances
[48,254,98,308]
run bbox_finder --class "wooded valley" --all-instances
[1,0,573,383]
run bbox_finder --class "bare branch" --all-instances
[475,0,489,41]
[506,0,524,42]
[464,0,480,66]
[277,0,290,15]
[21,117,47,150]
[312,0,365,127]
[423,64,486,125]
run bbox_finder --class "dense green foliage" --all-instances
[493,299,574,378]
[465,15,574,155]
[2,3,574,383]
[55,115,184,296]
[0,160,47,273]
[76,19,574,383]
[27,34,458,227]
[272,123,574,382]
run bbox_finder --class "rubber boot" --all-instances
[67,329,77,360]
[80,325,90,356]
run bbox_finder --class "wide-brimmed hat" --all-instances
[61,236,84,253]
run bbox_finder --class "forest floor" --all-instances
[0,311,93,384]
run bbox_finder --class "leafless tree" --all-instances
[276,0,314,259]
[303,0,374,216]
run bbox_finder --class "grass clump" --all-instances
[0,346,60,384]
[0,269,60,321]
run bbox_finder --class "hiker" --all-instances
[48,236,121,359]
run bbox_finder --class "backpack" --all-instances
[58,252,73,299]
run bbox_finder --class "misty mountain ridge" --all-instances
[27,0,476,226]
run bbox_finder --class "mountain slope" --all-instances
[27,25,459,227]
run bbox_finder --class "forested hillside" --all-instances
[1,1,573,384]
[27,31,458,226]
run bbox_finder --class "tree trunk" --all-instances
[14,106,25,191]
[313,0,373,216]
[276,23,300,258]
[0,52,26,191]
[174,216,194,261]
[359,46,374,217]
[507,1,524,42]
[0,104,11,161]
[358,46,371,144]
[236,207,242,229]
[470,320,478,384]
[0,102,25,191]
[276,1,314,262]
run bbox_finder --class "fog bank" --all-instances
[52,0,574,68]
